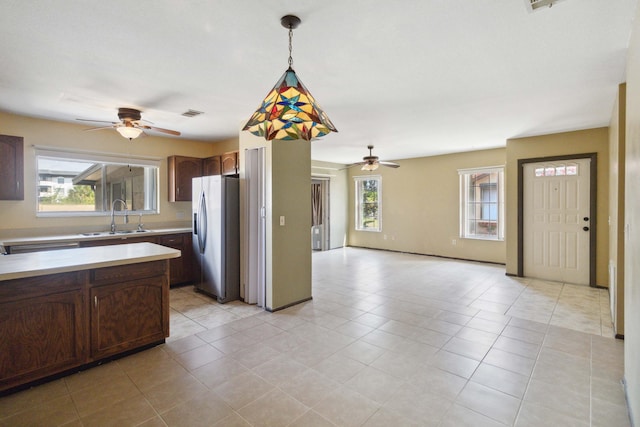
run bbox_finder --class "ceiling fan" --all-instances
[353,145,400,171]
[77,108,181,140]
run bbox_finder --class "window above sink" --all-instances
[35,146,160,217]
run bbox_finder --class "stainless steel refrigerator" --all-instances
[192,175,240,303]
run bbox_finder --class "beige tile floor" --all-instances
[0,247,630,426]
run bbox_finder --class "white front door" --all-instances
[523,159,591,285]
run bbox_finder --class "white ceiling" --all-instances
[0,0,636,164]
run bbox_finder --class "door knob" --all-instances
[583,226,589,231]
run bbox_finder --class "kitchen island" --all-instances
[1,227,196,287]
[0,243,180,394]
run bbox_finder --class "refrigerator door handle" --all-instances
[199,192,208,253]
[193,212,198,236]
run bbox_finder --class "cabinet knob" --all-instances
[583,226,589,231]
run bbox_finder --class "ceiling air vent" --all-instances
[181,109,204,118]
[524,0,565,12]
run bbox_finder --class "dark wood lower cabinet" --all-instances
[159,234,195,285]
[0,288,86,391]
[0,260,170,394]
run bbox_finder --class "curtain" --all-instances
[311,183,322,226]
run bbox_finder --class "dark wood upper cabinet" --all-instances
[203,155,221,176]
[221,151,238,175]
[0,135,24,200]
[168,155,203,202]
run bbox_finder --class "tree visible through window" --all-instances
[35,147,159,216]
[459,167,504,240]
[355,176,381,231]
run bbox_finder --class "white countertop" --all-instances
[0,243,181,281]
[0,227,191,248]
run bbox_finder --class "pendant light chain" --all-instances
[288,26,294,69]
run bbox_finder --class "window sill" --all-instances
[461,236,504,242]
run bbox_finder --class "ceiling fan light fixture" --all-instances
[242,15,337,141]
[116,126,143,140]
[354,145,400,170]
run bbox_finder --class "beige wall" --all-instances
[624,4,640,424]
[505,128,610,286]
[271,140,312,309]
[348,148,506,264]
[609,84,626,336]
[210,138,240,157]
[0,111,237,237]
[238,131,312,311]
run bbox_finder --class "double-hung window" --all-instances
[458,166,504,240]
[354,175,381,232]
[35,146,160,217]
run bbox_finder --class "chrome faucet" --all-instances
[110,198,129,233]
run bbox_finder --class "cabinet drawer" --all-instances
[79,236,158,247]
[159,236,183,247]
[0,271,85,302]
[90,260,167,286]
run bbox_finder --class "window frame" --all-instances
[354,175,382,232]
[458,166,504,241]
[34,146,161,218]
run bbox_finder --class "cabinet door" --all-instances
[0,291,85,391]
[221,152,238,175]
[0,135,24,200]
[168,156,203,202]
[203,156,221,176]
[90,275,168,359]
[159,234,185,285]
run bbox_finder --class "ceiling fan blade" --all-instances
[379,161,400,168]
[76,118,116,124]
[84,126,115,132]
[140,125,181,136]
[347,162,366,168]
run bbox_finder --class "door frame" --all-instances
[517,152,597,286]
[311,176,331,251]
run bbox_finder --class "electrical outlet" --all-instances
[452,239,457,246]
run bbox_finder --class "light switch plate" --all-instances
[280,216,285,226]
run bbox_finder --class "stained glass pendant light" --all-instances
[243,15,337,141]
